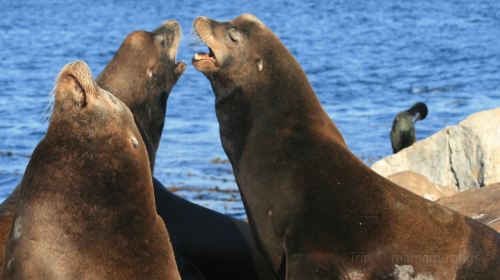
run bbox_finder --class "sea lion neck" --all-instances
[98,64,165,172]
[212,63,331,169]
[96,22,185,173]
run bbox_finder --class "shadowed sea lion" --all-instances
[390,102,428,153]
[3,61,180,279]
[192,14,500,279]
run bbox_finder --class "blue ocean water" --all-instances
[1,0,499,218]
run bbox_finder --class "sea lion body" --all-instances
[193,14,500,279]
[3,61,180,279]
[0,21,188,276]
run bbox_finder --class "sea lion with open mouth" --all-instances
[193,14,500,279]
[2,61,180,279]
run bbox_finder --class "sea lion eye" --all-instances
[228,28,242,43]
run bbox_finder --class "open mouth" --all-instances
[192,19,218,67]
[193,47,216,63]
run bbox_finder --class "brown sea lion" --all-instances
[192,14,500,279]
[3,61,180,279]
[0,20,189,276]
[96,21,275,280]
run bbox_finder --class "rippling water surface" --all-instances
[1,0,499,218]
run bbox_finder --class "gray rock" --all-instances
[372,108,500,191]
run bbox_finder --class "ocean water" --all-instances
[1,0,499,218]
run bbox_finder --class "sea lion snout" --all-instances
[193,16,211,29]
[192,16,224,73]
[55,60,96,109]
[158,19,181,34]
[54,60,128,117]
[154,20,182,63]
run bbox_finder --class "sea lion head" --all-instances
[50,60,145,157]
[192,14,296,97]
[97,20,186,170]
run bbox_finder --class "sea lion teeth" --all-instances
[194,52,215,62]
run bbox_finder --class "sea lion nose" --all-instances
[193,16,212,28]
[195,16,209,23]
[160,20,180,34]
[64,60,92,79]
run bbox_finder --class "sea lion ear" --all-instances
[257,59,263,71]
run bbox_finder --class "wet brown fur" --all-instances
[2,61,180,279]
[0,21,186,277]
[193,14,500,279]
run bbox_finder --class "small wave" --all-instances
[408,84,458,94]
[0,150,31,158]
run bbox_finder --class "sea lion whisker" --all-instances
[42,81,57,123]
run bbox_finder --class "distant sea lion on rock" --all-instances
[3,61,180,279]
[193,14,500,279]
[390,102,428,153]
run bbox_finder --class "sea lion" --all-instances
[0,20,190,276]
[390,102,428,153]
[96,21,275,280]
[192,14,500,279]
[3,61,180,279]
